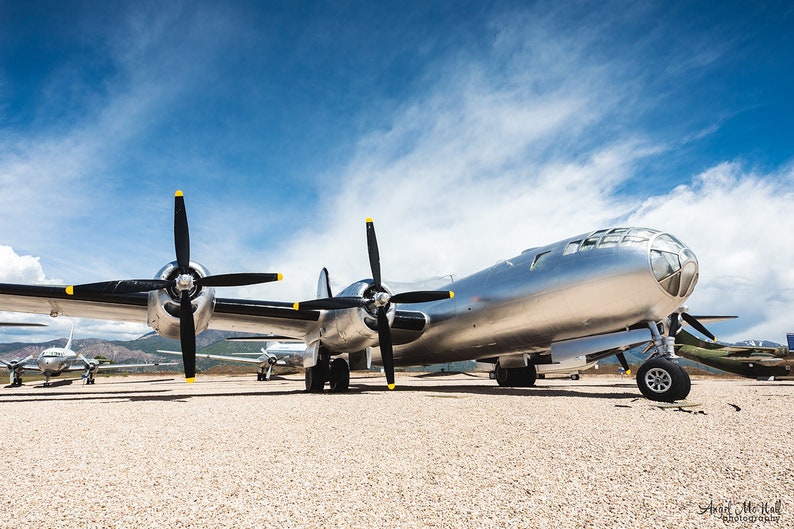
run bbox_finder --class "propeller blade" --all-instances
[366,218,382,288]
[616,352,631,375]
[180,291,196,382]
[377,308,395,390]
[66,279,172,296]
[174,190,190,272]
[391,290,455,304]
[293,297,364,311]
[265,363,273,381]
[197,273,282,288]
[668,313,681,337]
[681,312,716,341]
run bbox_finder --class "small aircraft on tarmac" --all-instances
[0,191,727,402]
[675,329,792,379]
[0,323,176,386]
[158,340,304,381]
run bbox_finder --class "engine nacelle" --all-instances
[317,280,395,352]
[147,261,215,340]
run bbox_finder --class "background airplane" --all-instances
[675,329,792,380]
[0,323,176,387]
[0,191,725,402]
[158,341,304,381]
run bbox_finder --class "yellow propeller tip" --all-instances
[185,377,195,384]
[366,217,373,223]
[449,291,455,299]
[65,286,74,296]
[625,370,631,376]
[175,190,184,197]
[277,273,284,281]
[387,384,395,390]
[292,302,300,310]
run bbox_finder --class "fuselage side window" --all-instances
[598,234,621,248]
[621,236,649,247]
[580,237,598,251]
[563,241,581,255]
[530,251,551,271]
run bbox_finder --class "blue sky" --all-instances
[1,1,793,343]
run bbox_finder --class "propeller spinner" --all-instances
[294,218,454,389]
[66,190,283,382]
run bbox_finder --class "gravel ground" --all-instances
[1,372,791,529]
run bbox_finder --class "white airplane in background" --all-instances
[0,191,730,402]
[0,323,176,387]
[158,340,304,381]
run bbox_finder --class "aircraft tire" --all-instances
[636,359,690,402]
[673,362,691,400]
[328,358,350,392]
[521,364,537,387]
[494,362,512,387]
[305,363,328,392]
[495,363,536,387]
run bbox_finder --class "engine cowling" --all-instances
[147,261,215,340]
[317,279,396,352]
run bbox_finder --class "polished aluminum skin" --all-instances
[362,227,698,366]
[147,261,215,340]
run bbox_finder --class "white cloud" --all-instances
[0,246,60,284]
[627,162,794,342]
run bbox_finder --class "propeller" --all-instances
[262,348,279,381]
[668,309,717,341]
[1,355,34,385]
[615,352,631,375]
[293,218,454,390]
[66,190,283,383]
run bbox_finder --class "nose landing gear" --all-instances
[635,319,692,403]
[636,358,691,402]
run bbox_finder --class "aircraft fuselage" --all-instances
[372,227,698,366]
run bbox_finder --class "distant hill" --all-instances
[0,329,270,372]
[735,339,782,348]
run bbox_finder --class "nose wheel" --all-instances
[636,358,691,402]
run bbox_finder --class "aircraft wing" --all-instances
[0,283,321,338]
[96,361,178,370]
[0,283,149,322]
[712,344,786,355]
[59,361,179,372]
[0,359,39,371]
[158,349,267,365]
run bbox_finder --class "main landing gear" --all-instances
[83,369,97,385]
[305,355,350,393]
[9,370,23,387]
[493,362,537,387]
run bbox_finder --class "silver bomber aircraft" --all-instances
[0,323,177,386]
[0,191,721,402]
